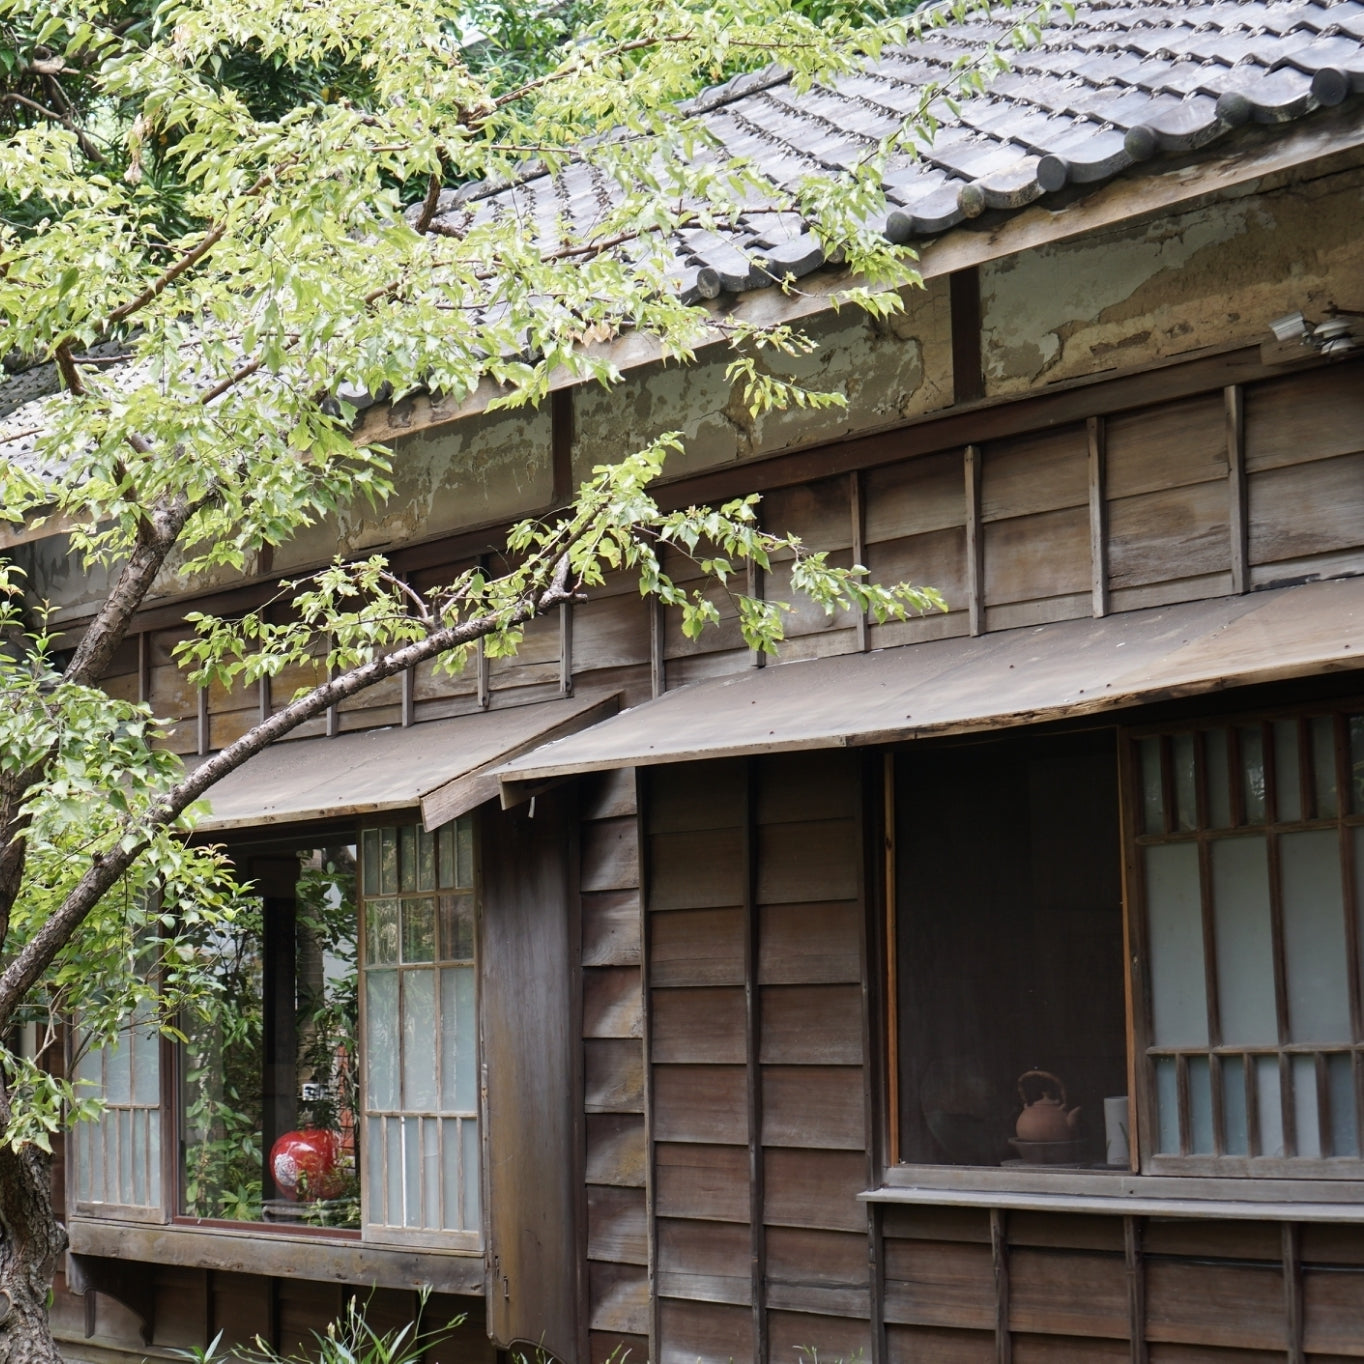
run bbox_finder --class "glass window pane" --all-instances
[438,822,455,889]
[1139,738,1163,835]
[1173,733,1197,832]
[401,970,438,1111]
[1206,728,1232,830]
[1311,716,1339,819]
[1241,727,1266,825]
[367,898,399,966]
[1351,715,1364,814]
[366,1115,386,1224]
[401,897,435,964]
[1145,843,1208,1046]
[385,1116,403,1226]
[1189,1056,1214,1154]
[439,894,475,963]
[132,1015,161,1107]
[1328,1054,1358,1158]
[364,970,399,1112]
[362,829,380,896]
[1221,1056,1248,1156]
[442,1118,463,1230]
[1292,1054,1321,1158]
[457,818,475,889]
[462,1117,481,1230]
[1211,837,1278,1046]
[1155,1057,1180,1153]
[402,1115,422,1226]
[105,1032,131,1106]
[1281,829,1350,1043]
[380,828,399,896]
[1256,1055,1285,1158]
[442,966,478,1113]
[1275,721,1302,822]
[422,1116,440,1228]
[418,827,437,892]
[400,826,418,894]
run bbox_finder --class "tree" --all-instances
[0,0,1045,1355]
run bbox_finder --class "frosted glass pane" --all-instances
[364,971,399,1111]
[132,1019,160,1107]
[1189,1056,1214,1154]
[402,970,438,1111]
[457,818,475,889]
[1351,716,1364,814]
[1221,1056,1248,1155]
[422,1116,440,1228]
[380,828,399,895]
[400,825,418,893]
[418,827,437,892]
[442,1119,463,1230]
[1139,738,1163,835]
[362,829,380,896]
[367,898,398,966]
[1328,1054,1358,1158]
[441,966,478,1113]
[1241,727,1266,824]
[147,1110,162,1208]
[1207,729,1232,829]
[403,1116,421,1226]
[1211,837,1278,1046]
[1256,1056,1285,1158]
[118,1108,133,1201]
[130,1109,147,1207]
[104,1034,131,1105]
[1145,843,1208,1046]
[1155,1057,1180,1153]
[1281,830,1350,1042]
[438,822,455,889]
[366,1116,386,1223]
[385,1117,403,1226]
[401,897,435,964]
[1311,716,1339,818]
[439,894,475,963]
[1275,721,1302,822]
[1173,733,1197,831]
[1292,1054,1320,1158]
[462,1118,481,1230]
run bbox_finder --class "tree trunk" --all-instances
[0,1141,66,1364]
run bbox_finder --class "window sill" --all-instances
[864,1168,1364,1222]
[66,1217,485,1293]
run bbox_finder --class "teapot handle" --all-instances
[1017,1069,1067,1107]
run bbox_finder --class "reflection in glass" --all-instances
[1281,830,1350,1042]
[1206,728,1232,829]
[1145,842,1207,1047]
[1275,720,1302,822]
[1240,727,1266,824]
[1311,716,1339,818]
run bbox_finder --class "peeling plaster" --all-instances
[981,166,1364,395]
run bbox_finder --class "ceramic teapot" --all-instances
[1015,1070,1081,1143]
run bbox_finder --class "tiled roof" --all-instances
[434,0,1364,305]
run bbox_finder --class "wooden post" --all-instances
[137,631,151,706]
[965,444,984,637]
[1088,415,1109,617]
[1282,1222,1304,1364]
[743,761,768,1364]
[1124,1217,1147,1364]
[1226,385,1249,594]
[650,597,666,699]
[559,600,574,698]
[990,1207,1011,1364]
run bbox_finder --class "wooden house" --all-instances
[7,1,1364,1361]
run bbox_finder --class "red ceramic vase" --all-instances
[270,1128,346,1201]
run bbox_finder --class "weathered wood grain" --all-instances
[760,1065,866,1150]
[587,1185,648,1265]
[585,1113,647,1189]
[657,1217,751,1280]
[650,907,745,987]
[588,1261,650,1335]
[755,750,860,826]
[1105,391,1228,499]
[656,1299,752,1364]
[1008,1247,1127,1339]
[756,820,860,905]
[581,890,642,968]
[1144,1260,1286,1349]
[763,1148,868,1232]
[649,828,745,909]
[584,1038,646,1114]
[758,901,864,986]
[883,1238,995,1330]
[652,1065,748,1144]
[1244,365,1364,473]
[983,505,1091,605]
[768,1308,873,1356]
[582,816,641,893]
[1107,480,1232,587]
[886,1322,996,1362]
[1249,452,1364,565]
[759,985,863,1066]
[863,450,966,541]
[981,425,1089,522]
[647,759,747,834]
[655,1143,750,1222]
[582,967,643,1040]
[651,987,746,1064]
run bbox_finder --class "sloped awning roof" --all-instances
[197,691,617,833]
[495,578,1364,795]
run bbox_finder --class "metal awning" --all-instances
[495,578,1364,794]
[197,691,618,833]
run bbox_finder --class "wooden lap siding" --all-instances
[645,752,873,1364]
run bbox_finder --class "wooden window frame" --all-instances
[880,696,1364,1205]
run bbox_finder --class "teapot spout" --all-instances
[1065,1106,1082,1132]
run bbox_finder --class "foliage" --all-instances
[0,0,1054,1351]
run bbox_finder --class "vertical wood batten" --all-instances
[559,600,574,698]
[650,598,665,700]
[1226,385,1248,595]
[1088,415,1109,617]
[990,1207,1011,1364]
[196,685,210,756]
[743,761,767,1364]
[1124,1217,1147,1364]
[137,631,151,706]
[964,445,983,638]
[850,470,868,654]
[1282,1223,1304,1364]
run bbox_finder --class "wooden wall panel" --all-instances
[761,1065,865,1150]
[981,425,1089,521]
[655,1143,750,1222]
[650,907,745,987]
[651,987,746,1064]
[766,1226,869,1296]
[982,504,1090,606]
[572,591,652,672]
[759,984,862,1065]
[1303,1264,1364,1357]
[587,1185,648,1265]
[756,750,861,825]
[589,1261,650,1335]
[756,819,860,904]
[758,901,863,985]
[657,1298,753,1364]
[763,1148,868,1233]
[1008,1247,1127,1339]
[581,890,642,967]
[882,1238,995,1330]
[1105,391,1227,498]
[653,1065,748,1144]
[582,815,641,893]
[150,1266,209,1349]
[582,966,643,1039]
[1012,1334,1129,1363]
[863,450,964,541]
[584,1038,646,1113]
[649,828,745,909]
[1144,1260,1287,1350]
[648,758,747,833]
[767,1308,872,1362]
[887,1323,995,1363]
[585,1114,647,1188]
[1106,479,1231,588]
[866,523,970,618]
[656,1218,751,1303]
[1248,451,1364,566]
[1244,364,1364,473]
[882,1204,991,1243]
[590,1330,649,1364]
[276,1277,342,1356]
[762,477,855,553]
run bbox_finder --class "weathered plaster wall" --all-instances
[571,273,954,482]
[980,163,1364,396]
